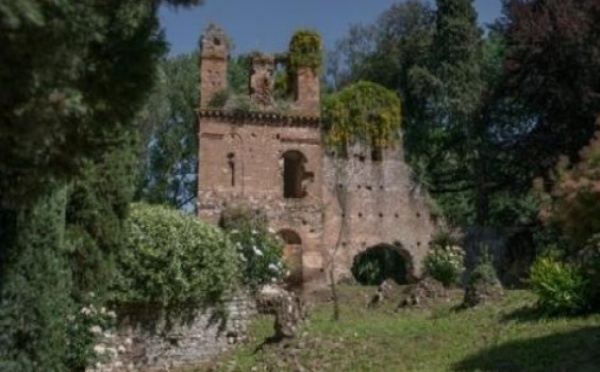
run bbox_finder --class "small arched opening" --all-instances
[282,150,307,199]
[278,229,303,288]
[351,243,413,285]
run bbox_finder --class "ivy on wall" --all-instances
[322,81,402,150]
[288,29,323,73]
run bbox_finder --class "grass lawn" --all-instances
[201,285,600,371]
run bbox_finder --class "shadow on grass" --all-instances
[453,326,600,372]
[501,305,595,324]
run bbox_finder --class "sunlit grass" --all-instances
[197,285,600,371]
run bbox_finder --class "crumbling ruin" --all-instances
[196,24,437,290]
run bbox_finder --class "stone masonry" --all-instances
[87,294,255,372]
[197,25,437,289]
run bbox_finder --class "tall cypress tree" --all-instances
[0,1,204,369]
[418,0,485,225]
[0,186,72,372]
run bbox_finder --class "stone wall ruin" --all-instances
[197,24,437,289]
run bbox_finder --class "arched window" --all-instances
[282,150,307,198]
[279,229,302,245]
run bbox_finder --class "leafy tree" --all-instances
[136,50,250,209]
[496,0,600,180]
[66,129,139,299]
[538,127,600,248]
[414,0,485,225]
[136,52,199,209]
[0,1,204,369]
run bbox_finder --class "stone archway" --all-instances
[351,243,414,285]
[278,229,303,288]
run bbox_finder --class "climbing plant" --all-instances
[322,81,402,150]
[288,29,323,73]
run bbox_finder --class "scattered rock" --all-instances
[397,277,447,309]
[255,284,308,341]
[463,281,504,308]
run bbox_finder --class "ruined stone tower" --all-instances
[197,25,436,289]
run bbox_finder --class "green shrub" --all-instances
[468,251,500,287]
[229,227,286,289]
[351,245,408,285]
[530,256,588,315]
[220,206,285,288]
[577,235,600,310]
[424,244,465,288]
[207,89,230,108]
[111,203,238,316]
[64,294,116,370]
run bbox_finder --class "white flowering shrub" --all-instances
[64,293,116,370]
[219,205,285,288]
[229,227,286,289]
[111,203,238,319]
[424,244,465,288]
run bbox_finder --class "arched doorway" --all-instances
[278,229,303,287]
[351,243,413,285]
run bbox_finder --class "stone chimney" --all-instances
[250,53,275,108]
[199,24,229,108]
[294,66,320,115]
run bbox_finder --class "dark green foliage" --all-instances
[496,0,600,185]
[469,256,500,288]
[351,245,408,285]
[0,1,205,368]
[0,186,73,372]
[0,1,172,207]
[208,89,230,108]
[64,295,116,371]
[66,130,138,299]
[577,236,600,310]
[111,204,238,317]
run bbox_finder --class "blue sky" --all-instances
[160,0,503,56]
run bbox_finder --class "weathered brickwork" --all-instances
[87,294,255,372]
[197,25,436,289]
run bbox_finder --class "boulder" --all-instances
[397,277,447,309]
[255,284,308,340]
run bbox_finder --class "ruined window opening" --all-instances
[371,144,383,162]
[227,153,235,187]
[283,150,308,199]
